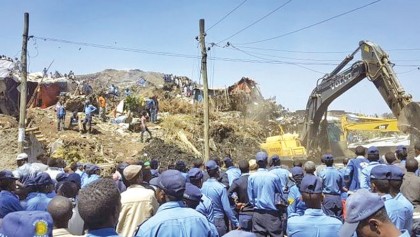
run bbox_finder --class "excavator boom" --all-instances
[301,40,420,157]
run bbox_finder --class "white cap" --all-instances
[16,153,28,160]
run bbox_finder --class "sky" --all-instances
[1,0,419,115]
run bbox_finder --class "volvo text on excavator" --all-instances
[300,40,420,158]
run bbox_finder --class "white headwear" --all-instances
[16,153,28,161]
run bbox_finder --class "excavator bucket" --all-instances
[398,102,420,138]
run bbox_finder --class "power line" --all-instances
[238,0,382,45]
[217,0,293,44]
[206,0,248,32]
[239,45,349,54]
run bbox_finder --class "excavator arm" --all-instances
[301,40,420,157]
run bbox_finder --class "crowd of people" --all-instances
[0,143,420,237]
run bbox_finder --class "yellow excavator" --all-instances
[260,126,307,159]
[340,115,400,142]
[261,40,420,160]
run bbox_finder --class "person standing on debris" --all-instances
[56,100,66,131]
[140,111,152,143]
[68,110,79,130]
[83,100,97,134]
[151,95,159,123]
[98,94,107,122]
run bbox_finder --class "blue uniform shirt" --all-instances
[287,208,342,237]
[382,194,411,231]
[25,192,52,211]
[201,178,239,227]
[359,161,380,190]
[395,193,414,233]
[287,185,307,217]
[318,167,343,195]
[82,174,100,188]
[84,104,97,115]
[0,190,24,218]
[86,228,119,237]
[135,201,218,237]
[270,166,290,191]
[196,194,215,223]
[247,168,283,211]
[225,166,241,187]
[344,156,369,191]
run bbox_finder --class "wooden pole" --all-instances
[18,12,29,153]
[199,19,210,162]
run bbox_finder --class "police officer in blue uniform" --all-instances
[287,174,342,237]
[0,170,23,218]
[247,151,284,237]
[318,154,344,220]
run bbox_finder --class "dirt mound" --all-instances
[142,138,195,168]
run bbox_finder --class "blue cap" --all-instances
[299,175,322,194]
[0,170,18,180]
[367,146,379,154]
[256,151,268,162]
[205,160,219,171]
[339,189,384,237]
[223,157,234,166]
[183,183,202,202]
[395,145,406,153]
[322,154,334,162]
[389,165,404,181]
[23,176,37,188]
[149,177,159,187]
[0,211,53,237]
[55,173,69,182]
[67,173,82,188]
[188,168,203,181]
[35,172,53,186]
[156,170,186,197]
[86,164,100,174]
[370,165,391,180]
[270,155,280,162]
[290,167,304,177]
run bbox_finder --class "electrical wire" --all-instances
[217,0,293,44]
[237,0,382,45]
[206,0,248,32]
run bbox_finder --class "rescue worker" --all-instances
[82,100,97,134]
[98,94,106,122]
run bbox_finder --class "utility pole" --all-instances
[18,12,29,153]
[199,19,210,162]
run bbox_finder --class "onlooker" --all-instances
[247,151,284,237]
[287,175,341,237]
[81,164,101,188]
[344,145,369,191]
[56,100,66,131]
[202,160,239,235]
[340,189,410,237]
[0,211,54,237]
[0,170,23,218]
[228,160,254,231]
[135,170,218,237]
[150,159,159,178]
[175,160,188,179]
[78,178,121,237]
[117,165,158,237]
[395,145,408,172]
[47,196,75,236]
[385,151,398,165]
[401,158,420,235]
[303,161,316,175]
